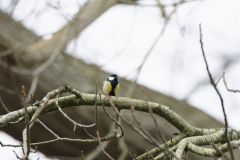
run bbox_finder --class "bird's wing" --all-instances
[114,83,120,95]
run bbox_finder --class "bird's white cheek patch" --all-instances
[109,77,114,81]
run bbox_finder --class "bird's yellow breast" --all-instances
[103,81,112,94]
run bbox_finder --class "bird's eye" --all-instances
[108,77,114,81]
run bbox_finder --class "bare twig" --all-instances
[211,143,230,160]
[104,96,158,145]
[199,24,234,160]
[96,130,115,160]
[30,146,38,153]
[107,96,179,159]
[215,75,222,86]
[155,0,166,18]
[94,69,98,126]
[130,105,160,145]
[125,6,177,97]
[36,119,59,139]
[28,91,55,125]
[1,128,119,148]
[12,150,21,159]
[140,87,167,143]
[29,86,77,126]
[26,75,39,103]
[81,151,85,160]
[0,141,19,147]
[128,151,136,159]
[56,94,95,130]
[9,71,21,101]
[47,1,72,20]
[0,97,10,113]
[117,130,128,160]
[85,123,115,160]
[84,128,97,139]
[99,7,138,68]
[0,84,16,95]
[222,72,240,93]
[140,87,171,159]
[21,86,30,159]
[130,104,175,159]
[9,0,19,16]
[100,99,124,138]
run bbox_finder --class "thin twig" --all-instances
[155,0,166,18]
[109,97,154,144]
[26,75,39,103]
[0,130,120,148]
[140,87,167,143]
[125,6,178,97]
[81,151,85,160]
[94,69,98,126]
[84,128,97,139]
[96,130,115,160]
[29,91,54,125]
[100,100,124,138]
[117,130,128,160]
[199,24,234,160]
[21,86,30,159]
[30,146,38,153]
[211,143,230,160]
[29,86,76,126]
[128,151,136,159]
[0,141,21,147]
[36,119,59,139]
[0,84,16,95]
[0,97,10,113]
[12,150,21,159]
[215,75,222,86]
[56,94,95,130]
[106,96,179,159]
[130,105,160,145]
[47,1,72,21]
[222,72,240,93]
[85,123,115,160]
[130,104,176,159]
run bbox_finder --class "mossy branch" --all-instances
[0,87,216,136]
[0,86,239,159]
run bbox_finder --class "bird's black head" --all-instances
[108,74,119,82]
[110,74,118,78]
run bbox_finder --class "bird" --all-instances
[103,74,120,96]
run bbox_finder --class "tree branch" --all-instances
[0,86,221,137]
[0,86,239,159]
[199,24,234,160]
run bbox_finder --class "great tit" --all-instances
[103,74,120,96]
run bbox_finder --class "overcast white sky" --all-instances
[0,0,240,159]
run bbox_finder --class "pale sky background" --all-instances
[0,0,240,159]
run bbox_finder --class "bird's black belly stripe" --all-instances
[109,81,117,96]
